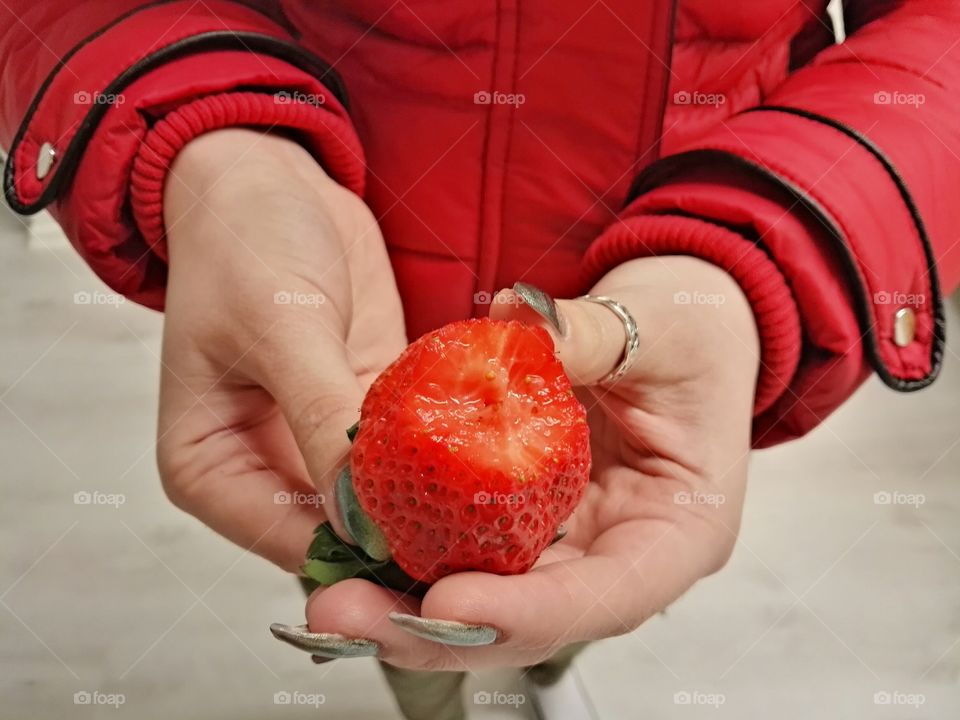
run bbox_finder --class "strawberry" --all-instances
[349,318,591,583]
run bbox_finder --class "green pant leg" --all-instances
[525,642,590,686]
[378,661,467,720]
[378,643,589,718]
[298,578,467,720]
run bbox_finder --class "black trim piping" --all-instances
[5,29,348,214]
[746,104,945,384]
[625,147,943,392]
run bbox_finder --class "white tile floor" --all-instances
[1,211,958,719]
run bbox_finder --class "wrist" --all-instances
[161,128,365,355]
[171,128,331,194]
[164,129,348,259]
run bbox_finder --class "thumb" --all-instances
[490,283,631,387]
[244,315,365,541]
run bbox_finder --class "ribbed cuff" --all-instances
[583,214,802,415]
[130,91,366,261]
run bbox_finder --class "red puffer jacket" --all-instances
[1,1,958,446]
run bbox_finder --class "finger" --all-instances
[490,284,628,386]
[418,560,639,651]
[397,520,703,653]
[269,622,379,660]
[244,307,366,540]
[163,463,325,574]
[421,526,697,653]
[300,579,486,671]
[157,381,327,573]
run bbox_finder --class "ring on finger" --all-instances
[576,295,640,386]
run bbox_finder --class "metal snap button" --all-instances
[36,142,57,180]
[893,307,916,347]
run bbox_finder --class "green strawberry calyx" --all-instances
[302,522,429,596]
[335,465,391,561]
[300,423,429,597]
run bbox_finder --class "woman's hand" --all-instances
[157,129,407,572]
[299,255,758,669]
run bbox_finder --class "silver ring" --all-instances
[577,295,640,385]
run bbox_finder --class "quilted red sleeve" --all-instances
[0,1,365,310]
[587,0,960,447]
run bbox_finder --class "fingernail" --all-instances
[550,526,567,545]
[269,623,379,658]
[335,466,392,561]
[388,612,498,647]
[513,282,566,336]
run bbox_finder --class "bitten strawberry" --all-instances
[350,318,591,583]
